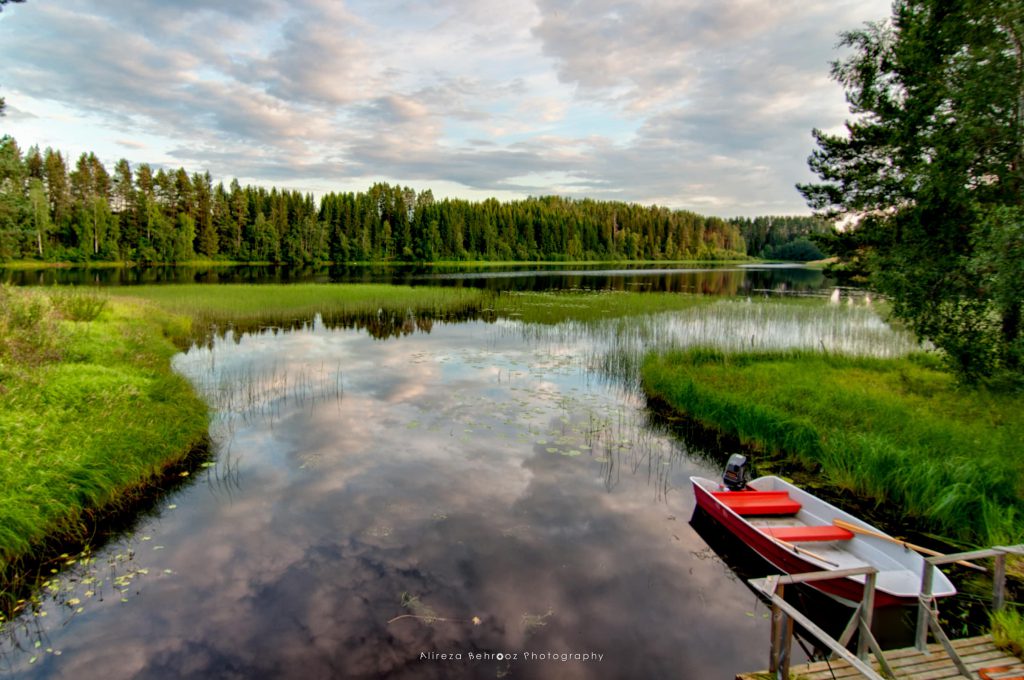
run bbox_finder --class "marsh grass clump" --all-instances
[991,607,1024,657]
[493,289,709,325]
[48,286,108,322]
[641,349,1024,544]
[0,285,61,366]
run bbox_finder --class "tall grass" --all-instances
[641,348,1024,545]
[0,288,208,599]
[991,607,1024,657]
[493,290,711,325]
[506,296,919,391]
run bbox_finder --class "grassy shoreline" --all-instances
[640,348,1024,546]
[0,288,210,596]
[0,282,501,593]
[107,283,493,344]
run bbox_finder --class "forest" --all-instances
[0,136,828,265]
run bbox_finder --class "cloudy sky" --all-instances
[0,0,890,217]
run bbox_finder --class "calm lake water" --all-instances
[1,317,782,679]
[1,266,876,678]
[2,262,831,296]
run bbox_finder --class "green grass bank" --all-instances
[0,282,504,588]
[107,285,717,331]
[108,283,492,338]
[640,348,1024,545]
[0,287,210,591]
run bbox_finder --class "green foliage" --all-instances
[799,1,1024,382]
[641,349,1024,544]
[729,215,834,259]
[762,237,826,262]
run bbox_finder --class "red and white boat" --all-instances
[691,457,956,607]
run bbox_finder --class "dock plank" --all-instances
[736,635,1023,680]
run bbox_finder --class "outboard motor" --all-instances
[722,454,750,491]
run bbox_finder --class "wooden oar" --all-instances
[770,536,839,568]
[832,519,986,572]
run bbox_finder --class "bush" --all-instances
[762,238,825,262]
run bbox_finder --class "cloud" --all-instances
[0,0,892,215]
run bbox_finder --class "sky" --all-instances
[0,0,892,217]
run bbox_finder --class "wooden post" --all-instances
[993,552,1007,612]
[916,560,935,651]
[857,571,877,660]
[778,611,794,680]
[770,602,781,674]
[769,580,784,674]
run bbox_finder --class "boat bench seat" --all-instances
[712,491,802,516]
[761,526,854,542]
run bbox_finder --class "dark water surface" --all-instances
[2,261,832,296]
[1,316,785,679]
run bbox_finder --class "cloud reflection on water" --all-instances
[3,320,774,679]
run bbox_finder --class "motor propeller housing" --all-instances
[722,453,750,491]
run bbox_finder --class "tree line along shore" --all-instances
[0,136,829,266]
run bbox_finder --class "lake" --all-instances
[2,265,902,678]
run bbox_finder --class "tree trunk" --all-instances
[1002,300,1021,368]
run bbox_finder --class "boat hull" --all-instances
[693,480,924,608]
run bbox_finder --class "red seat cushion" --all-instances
[761,526,854,542]
[712,491,802,515]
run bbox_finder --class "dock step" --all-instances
[736,634,1023,680]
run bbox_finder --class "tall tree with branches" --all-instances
[799,1,1024,381]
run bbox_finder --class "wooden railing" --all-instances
[750,567,890,680]
[915,545,1024,678]
[750,543,1024,680]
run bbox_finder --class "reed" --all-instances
[640,349,1024,544]
[493,290,710,325]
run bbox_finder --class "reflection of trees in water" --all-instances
[1,263,833,295]
[192,308,497,347]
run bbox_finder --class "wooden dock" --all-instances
[736,634,1024,680]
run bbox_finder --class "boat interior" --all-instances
[698,478,952,598]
